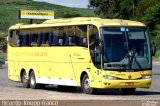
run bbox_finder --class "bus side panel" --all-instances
[35,47,77,86]
[74,63,102,88]
[50,47,77,86]
[14,61,20,81]
[38,62,51,78]
[8,45,18,81]
[52,63,75,79]
[8,61,17,81]
[71,47,102,88]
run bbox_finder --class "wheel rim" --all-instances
[84,78,90,90]
[22,73,27,84]
[30,75,35,86]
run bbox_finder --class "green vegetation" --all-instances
[89,0,160,60]
[0,0,95,30]
[153,50,160,61]
[0,0,95,55]
[0,51,6,60]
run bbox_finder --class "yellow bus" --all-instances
[8,17,155,94]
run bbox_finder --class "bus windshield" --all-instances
[102,27,151,71]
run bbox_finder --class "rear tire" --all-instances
[29,71,38,89]
[121,88,136,95]
[81,74,94,94]
[21,71,29,88]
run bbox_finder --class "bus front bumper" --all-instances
[101,79,152,89]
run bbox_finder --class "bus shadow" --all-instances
[15,85,160,95]
[44,85,82,93]
[93,89,160,96]
[134,90,160,95]
[16,85,82,93]
[45,87,160,96]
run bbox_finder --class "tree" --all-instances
[89,0,138,19]
[142,4,160,31]
[89,0,119,18]
[62,11,82,18]
[0,32,6,51]
[135,0,160,19]
[119,0,133,19]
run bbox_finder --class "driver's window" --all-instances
[89,25,100,68]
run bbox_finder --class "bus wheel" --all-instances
[21,71,29,88]
[121,88,136,95]
[82,74,93,94]
[29,71,38,89]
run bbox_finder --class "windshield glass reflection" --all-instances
[102,27,151,71]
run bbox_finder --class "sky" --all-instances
[34,0,89,8]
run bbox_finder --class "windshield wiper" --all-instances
[123,29,142,70]
[127,48,142,70]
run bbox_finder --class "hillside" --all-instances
[0,0,95,50]
[0,0,95,30]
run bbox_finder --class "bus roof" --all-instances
[9,17,145,30]
[43,17,145,27]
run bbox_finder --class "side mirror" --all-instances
[98,41,103,54]
[151,43,156,56]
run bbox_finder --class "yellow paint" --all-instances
[21,10,54,16]
[20,10,54,19]
[8,17,152,89]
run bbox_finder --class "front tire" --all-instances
[21,71,29,88]
[121,88,136,95]
[29,71,38,89]
[81,74,94,94]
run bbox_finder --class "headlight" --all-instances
[103,75,117,80]
[142,75,152,79]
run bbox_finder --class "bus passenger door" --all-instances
[89,25,102,88]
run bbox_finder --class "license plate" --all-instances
[125,82,134,86]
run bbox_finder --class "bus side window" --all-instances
[74,33,79,46]
[9,30,13,38]
[63,27,69,46]
[42,32,45,44]
[9,30,20,46]
[21,33,30,47]
[26,34,30,46]
[37,32,42,46]
[66,26,76,46]
[89,25,100,68]
[29,34,32,46]
[19,35,22,46]
[48,32,53,46]
[31,34,38,46]
[22,34,27,46]
[64,32,69,45]
[52,33,58,45]
[55,27,64,46]
[41,32,49,46]
[45,33,49,45]
[58,35,64,46]
[76,25,87,47]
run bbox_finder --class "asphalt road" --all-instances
[0,63,160,101]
